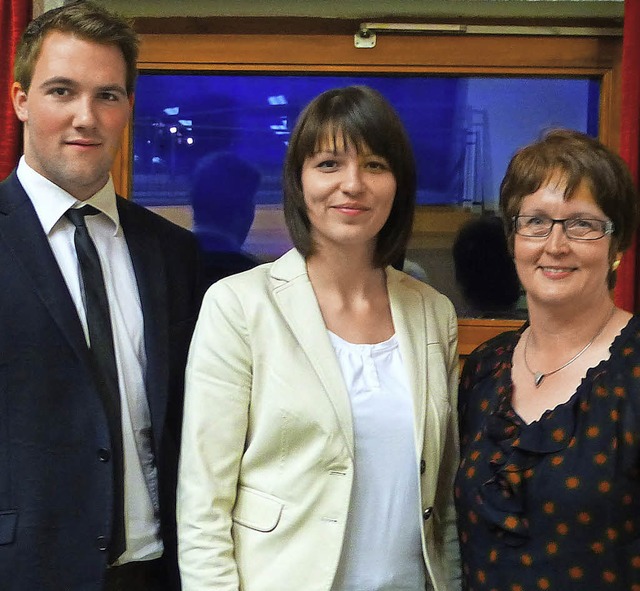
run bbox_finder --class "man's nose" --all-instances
[72,96,97,128]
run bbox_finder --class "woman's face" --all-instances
[514,179,615,310]
[300,135,396,255]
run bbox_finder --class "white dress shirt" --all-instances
[16,157,163,564]
[328,331,427,591]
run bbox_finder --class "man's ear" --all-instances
[11,82,28,122]
[128,92,135,111]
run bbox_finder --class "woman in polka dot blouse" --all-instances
[456,129,640,590]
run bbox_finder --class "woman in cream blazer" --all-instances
[177,86,461,591]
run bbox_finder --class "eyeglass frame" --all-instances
[512,214,615,241]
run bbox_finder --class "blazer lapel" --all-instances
[0,173,89,362]
[388,268,450,503]
[387,269,430,454]
[118,198,169,445]
[270,250,355,457]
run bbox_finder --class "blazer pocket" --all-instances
[232,486,283,533]
[0,511,17,545]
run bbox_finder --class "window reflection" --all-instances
[132,74,599,314]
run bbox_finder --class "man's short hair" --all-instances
[14,0,139,95]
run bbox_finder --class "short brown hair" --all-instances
[283,85,416,268]
[499,129,639,287]
[14,0,138,95]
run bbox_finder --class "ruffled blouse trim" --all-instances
[476,315,640,546]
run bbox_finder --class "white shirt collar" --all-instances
[16,156,121,236]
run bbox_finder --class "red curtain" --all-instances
[0,0,31,181]
[616,0,640,312]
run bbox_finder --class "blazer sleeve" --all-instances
[177,281,252,591]
[435,297,462,589]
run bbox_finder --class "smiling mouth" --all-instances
[332,206,370,218]
[540,266,576,274]
[332,204,369,211]
[65,139,101,147]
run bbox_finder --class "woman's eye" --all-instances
[570,218,596,230]
[526,216,546,226]
[317,159,338,169]
[364,158,390,171]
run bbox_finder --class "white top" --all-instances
[17,157,162,564]
[328,331,426,591]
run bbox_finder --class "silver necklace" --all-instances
[523,306,616,388]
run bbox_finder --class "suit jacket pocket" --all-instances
[0,511,17,545]
[232,486,283,532]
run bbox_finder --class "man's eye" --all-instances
[98,92,119,101]
[50,88,69,97]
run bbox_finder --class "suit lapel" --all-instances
[118,198,169,445]
[0,173,89,362]
[271,250,355,457]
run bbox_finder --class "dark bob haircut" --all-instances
[14,0,138,96]
[499,128,639,288]
[283,85,416,268]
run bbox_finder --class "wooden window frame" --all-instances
[113,31,622,357]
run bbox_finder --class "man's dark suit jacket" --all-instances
[0,171,203,591]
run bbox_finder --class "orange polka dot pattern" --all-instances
[455,318,640,590]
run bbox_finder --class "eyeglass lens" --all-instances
[514,216,612,240]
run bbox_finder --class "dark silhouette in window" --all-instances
[191,152,261,286]
[453,215,524,318]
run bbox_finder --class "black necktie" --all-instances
[65,206,126,563]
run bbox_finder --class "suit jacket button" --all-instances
[423,507,433,520]
[97,536,108,551]
[420,459,426,474]
[98,448,111,462]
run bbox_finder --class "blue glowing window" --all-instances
[132,74,599,212]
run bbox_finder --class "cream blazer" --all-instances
[177,249,461,591]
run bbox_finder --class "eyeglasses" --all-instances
[513,215,615,240]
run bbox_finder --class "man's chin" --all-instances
[53,170,110,200]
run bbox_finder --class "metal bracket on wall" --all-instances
[354,22,622,48]
[354,23,466,48]
[354,28,376,49]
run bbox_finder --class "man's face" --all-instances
[11,31,133,201]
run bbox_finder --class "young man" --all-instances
[0,2,202,589]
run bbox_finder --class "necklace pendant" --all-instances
[534,372,545,388]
